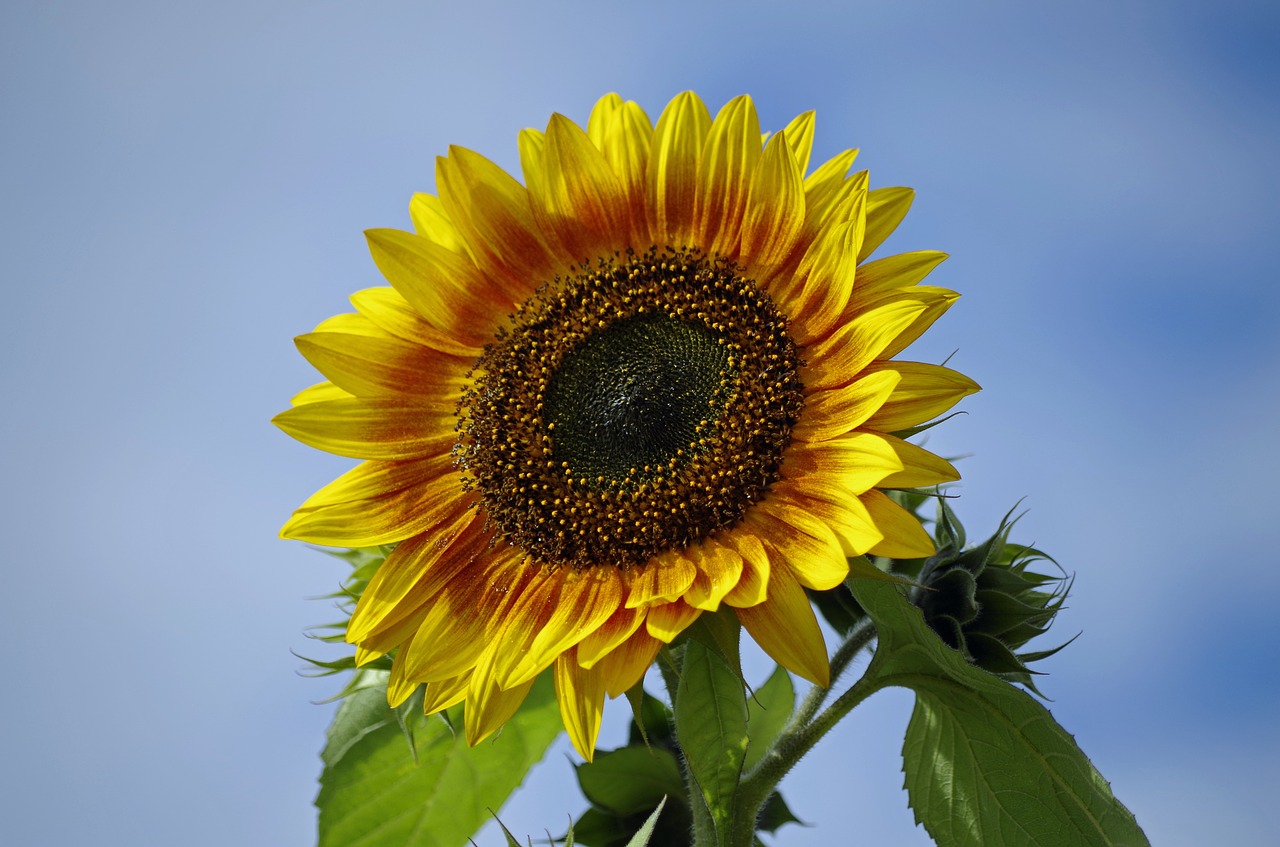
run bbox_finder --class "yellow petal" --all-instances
[500,566,625,688]
[782,431,904,496]
[365,228,505,347]
[803,294,934,391]
[272,396,455,460]
[862,362,981,433]
[855,250,948,301]
[645,600,701,643]
[769,483,883,559]
[465,641,538,746]
[648,91,711,245]
[877,434,960,488]
[721,531,769,608]
[695,94,761,256]
[555,650,607,761]
[861,186,914,261]
[876,286,960,361]
[421,670,471,715]
[805,164,867,237]
[313,311,386,337]
[736,562,830,686]
[862,489,936,558]
[740,131,805,275]
[684,538,745,612]
[788,215,865,345]
[436,145,559,299]
[577,603,647,670]
[780,110,816,175]
[294,331,467,399]
[748,503,851,591]
[625,548,697,608]
[537,113,631,260]
[596,628,663,698]
[792,370,901,443]
[408,193,466,253]
[350,286,485,358]
[290,381,350,407]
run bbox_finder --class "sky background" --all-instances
[4,0,1278,845]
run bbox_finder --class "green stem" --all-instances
[736,624,886,828]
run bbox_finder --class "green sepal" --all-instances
[850,579,1150,847]
[756,790,804,834]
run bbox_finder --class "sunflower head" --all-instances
[275,91,979,760]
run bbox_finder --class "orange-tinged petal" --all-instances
[365,228,504,347]
[577,603,647,669]
[272,396,455,460]
[861,186,914,261]
[684,539,745,612]
[862,489,936,558]
[555,649,607,761]
[345,509,486,643]
[877,434,961,488]
[792,370,901,444]
[737,562,830,686]
[648,91,711,245]
[625,548,697,608]
[769,483,883,560]
[500,566,625,688]
[436,145,559,300]
[748,503,850,591]
[282,457,467,546]
[465,641,538,746]
[862,362,981,432]
[294,331,468,399]
[394,552,531,685]
[696,94,761,256]
[805,166,868,238]
[741,132,805,277]
[350,286,485,358]
[596,628,663,698]
[589,96,654,247]
[645,600,701,643]
[788,215,865,345]
[782,431,903,496]
[803,295,933,391]
[876,286,960,361]
[804,148,859,200]
[536,113,631,260]
[721,531,770,608]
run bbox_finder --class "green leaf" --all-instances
[317,671,562,847]
[849,580,1149,847]
[577,747,684,816]
[623,797,668,847]
[743,665,794,773]
[682,608,744,682]
[673,639,748,832]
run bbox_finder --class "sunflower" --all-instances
[275,92,979,760]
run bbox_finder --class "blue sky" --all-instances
[3,1,1278,844]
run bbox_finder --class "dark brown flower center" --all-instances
[457,248,803,569]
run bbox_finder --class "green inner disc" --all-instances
[544,313,732,482]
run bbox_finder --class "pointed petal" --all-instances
[465,642,538,746]
[780,110,816,175]
[748,503,851,591]
[803,294,935,391]
[877,434,960,488]
[787,214,865,345]
[782,431,904,496]
[648,91,711,245]
[737,562,830,686]
[645,600,701,643]
[421,670,471,714]
[862,362,981,432]
[876,286,960,360]
[555,650,607,761]
[769,482,883,559]
[436,146,559,300]
[740,131,805,275]
[792,370,901,443]
[722,531,770,608]
[596,628,663,698]
[536,113,631,260]
[855,250,948,301]
[408,193,466,253]
[272,396,455,460]
[591,98,654,247]
[695,94,762,256]
[350,286,485,358]
[290,380,350,407]
[294,331,468,399]
[863,489,936,558]
[861,186,914,261]
[576,603,647,669]
[365,228,504,347]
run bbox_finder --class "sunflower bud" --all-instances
[915,502,1072,692]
